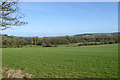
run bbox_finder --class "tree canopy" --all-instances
[0,0,27,31]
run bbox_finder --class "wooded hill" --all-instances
[1,32,119,48]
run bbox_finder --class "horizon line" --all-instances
[1,32,119,38]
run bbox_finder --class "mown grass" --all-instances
[2,44,118,78]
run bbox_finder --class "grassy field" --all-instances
[2,44,118,78]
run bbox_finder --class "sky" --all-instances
[2,2,118,37]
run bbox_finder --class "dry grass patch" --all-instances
[2,68,33,78]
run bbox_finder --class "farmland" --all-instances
[2,44,118,78]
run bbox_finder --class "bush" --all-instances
[78,42,104,46]
[109,41,115,44]
[89,42,96,45]
[42,43,57,47]
[78,43,84,46]
[103,41,109,44]
[52,45,57,47]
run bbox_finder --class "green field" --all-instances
[2,44,118,78]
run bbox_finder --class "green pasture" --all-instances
[2,44,118,78]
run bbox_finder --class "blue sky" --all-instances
[2,2,118,37]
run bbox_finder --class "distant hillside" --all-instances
[1,32,119,38]
[74,32,119,37]
[74,33,93,37]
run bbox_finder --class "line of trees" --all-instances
[2,33,119,48]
